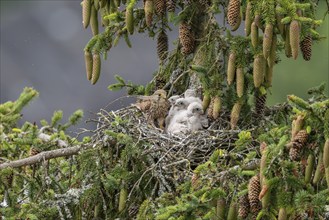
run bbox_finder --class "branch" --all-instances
[0,145,83,170]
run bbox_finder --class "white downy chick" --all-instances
[184,89,202,106]
[165,98,189,131]
[186,102,206,131]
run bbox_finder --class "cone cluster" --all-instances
[179,22,195,55]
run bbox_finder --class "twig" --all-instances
[0,145,83,170]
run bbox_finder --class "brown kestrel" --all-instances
[134,89,170,129]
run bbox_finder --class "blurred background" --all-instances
[1,0,328,132]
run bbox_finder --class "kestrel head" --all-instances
[168,95,180,105]
[184,89,197,98]
[188,102,203,115]
[174,98,189,110]
[153,89,167,99]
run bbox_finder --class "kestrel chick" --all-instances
[186,102,206,131]
[165,98,189,131]
[184,89,202,105]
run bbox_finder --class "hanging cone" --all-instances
[179,21,195,55]
[202,93,211,112]
[82,0,91,28]
[230,100,242,129]
[285,25,292,58]
[227,0,241,28]
[248,175,261,214]
[84,50,93,81]
[251,22,258,49]
[236,67,244,97]
[253,54,265,88]
[212,96,221,119]
[245,2,252,36]
[300,35,312,61]
[166,0,176,13]
[238,194,250,218]
[227,52,236,85]
[263,24,273,59]
[126,6,134,35]
[255,90,266,116]
[157,31,168,62]
[267,34,277,68]
[91,53,101,85]
[144,0,154,27]
[289,20,300,60]
[154,0,166,17]
[90,5,99,36]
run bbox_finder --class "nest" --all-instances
[87,105,246,195]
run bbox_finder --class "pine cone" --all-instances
[238,194,250,218]
[267,34,277,68]
[253,54,265,88]
[227,0,241,28]
[166,0,176,13]
[82,0,91,28]
[248,175,261,214]
[212,96,221,120]
[263,24,273,59]
[230,100,242,129]
[245,2,252,36]
[154,0,166,16]
[236,67,244,98]
[300,35,312,61]
[289,147,301,161]
[144,0,154,27]
[292,130,308,148]
[289,20,300,60]
[157,31,168,62]
[155,75,166,89]
[91,53,101,85]
[179,22,195,55]
[251,22,259,49]
[255,90,266,116]
[191,173,199,188]
[90,5,99,36]
[126,6,134,35]
[84,50,93,81]
[227,52,236,85]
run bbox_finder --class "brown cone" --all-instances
[166,0,176,13]
[227,52,236,85]
[289,20,300,60]
[292,130,308,148]
[91,53,101,85]
[248,175,261,214]
[227,0,240,27]
[300,35,312,61]
[179,22,195,55]
[289,147,301,161]
[238,194,250,218]
[154,0,166,16]
[230,100,242,129]
[255,90,267,116]
[157,31,168,62]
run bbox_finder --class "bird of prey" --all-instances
[165,97,189,131]
[186,102,207,131]
[184,89,202,105]
[134,89,169,129]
